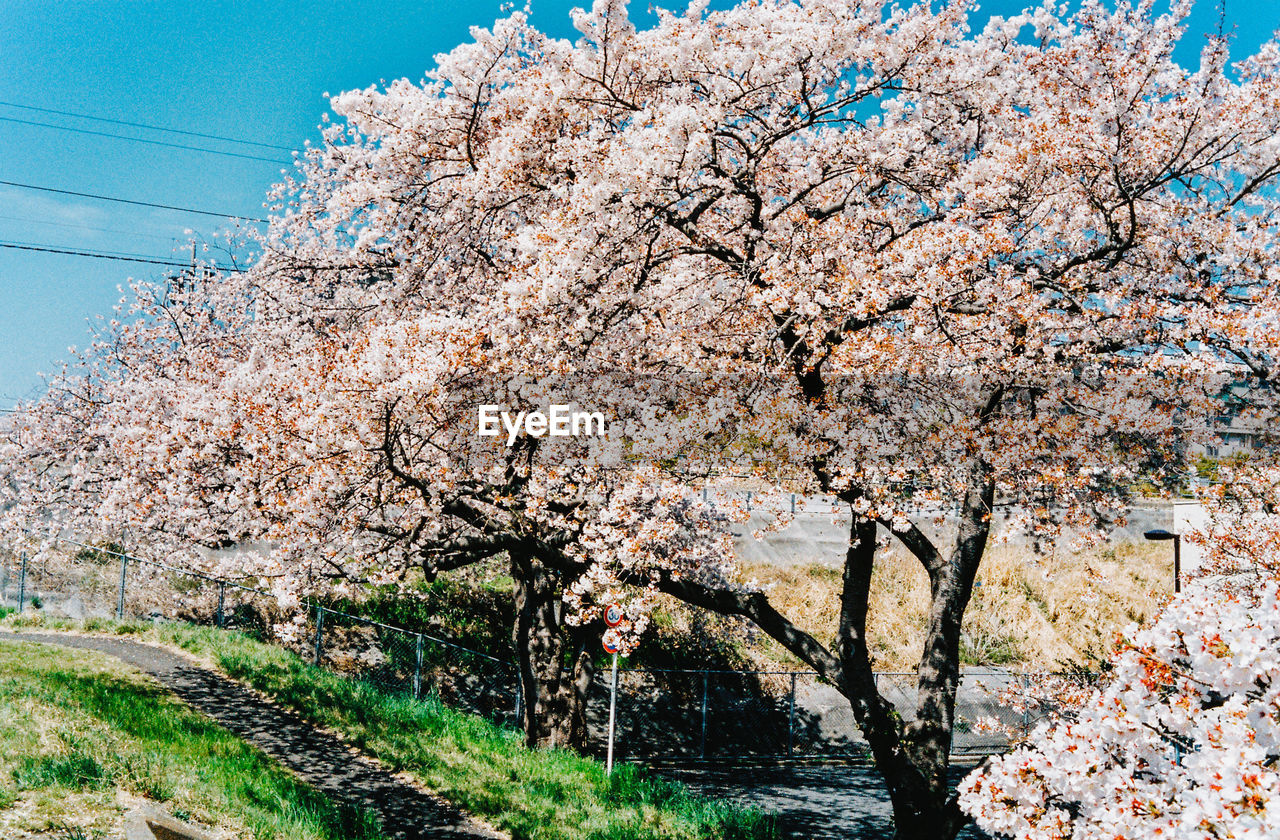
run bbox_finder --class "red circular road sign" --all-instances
[602,630,622,655]
[604,603,624,627]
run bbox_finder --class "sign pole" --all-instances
[17,552,27,613]
[602,603,625,777]
[606,650,619,776]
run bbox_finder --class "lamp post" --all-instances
[1144,529,1181,593]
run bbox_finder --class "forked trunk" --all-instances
[831,464,994,840]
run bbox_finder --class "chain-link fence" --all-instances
[0,549,20,612]
[0,539,1081,761]
[1,542,280,635]
[312,606,520,725]
[583,667,1069,761]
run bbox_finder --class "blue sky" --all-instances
[0,0,1276,409]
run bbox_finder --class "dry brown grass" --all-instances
[740,539,1173,671]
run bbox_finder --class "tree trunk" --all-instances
[861,462,995,840]
[511,548,595,751]
[827,513,959,839]
[628,505,982,839]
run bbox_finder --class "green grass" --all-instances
[0,639,384,840]
[1,616,778,840]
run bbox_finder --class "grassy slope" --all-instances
[741,540,1173,671]
[1,616,776,840]
[0,640,383,840]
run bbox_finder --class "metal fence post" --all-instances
[17,552,27,613]
[700,670,709,759]
[413,633,424,699]
[216,581,226,628]
[1022,673,1031,739]
[313,606,325,666]
[116,555,128,620]
[787,672,797,758]
[513,662,523,724]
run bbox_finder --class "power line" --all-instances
[0,115,292,164]
[0,100,295,151]
[2,236,188,262]
[0,239,216,269]
[0,180,268,223]
[0,212,185,242]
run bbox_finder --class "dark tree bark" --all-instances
[878,461,995,840]
[510,547,596,751]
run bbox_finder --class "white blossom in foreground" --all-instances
[959,577,1280,840]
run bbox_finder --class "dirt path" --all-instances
[0,631,505,840]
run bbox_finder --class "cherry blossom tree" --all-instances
[956,418,1280,838]
[0,230,737,752]
[0,273,736,750]
[1194,460,1280,583]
